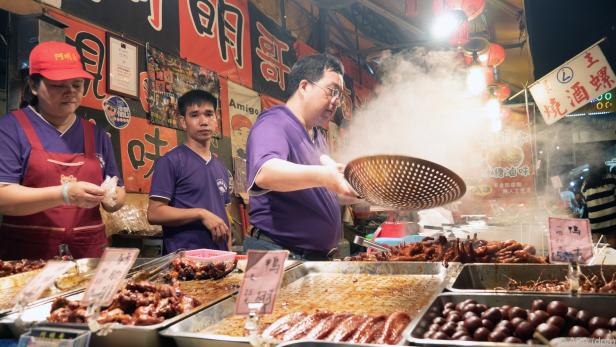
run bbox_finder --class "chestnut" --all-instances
[488,330,507,342]
[547,315,565,330]
[588,316,609,331]
[442,308,455,317]
[446,312,462,322]
[458,335,474,341]
[493,326,511,337]
[432,331,450,340]
[547,301,567,317]
[576,310,592,325]
[496,320,514,333]
[503,336,523,343]
[463,311,477,320]
[481,319,495,330]
[482,307,503,323]
[528,311,548,328]
[536,323,560,340]
[473,327,491,341]
[514,321,535,339]
[444,302,456,310]
[609,317,616,330]
[568,325,590,337]
[440,322,457,336]
[566,307,582,326]
[433,316,446,325]
[531,299,547,312]
[451,330,466,339]
[463,303,480,314]
[423,331,434,339]
[591,328,611,339]
[476,304,488,314]
[509,306,528,320]
[511,317,526,328]
[464,316,482,332]
[428,323,441,332]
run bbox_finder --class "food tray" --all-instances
[0,259,299,346]
[160,261,451,347]
[406,292,616,346]
[448,264,616,294]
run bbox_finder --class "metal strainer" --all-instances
[344,154,466,210]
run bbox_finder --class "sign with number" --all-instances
[235,250,288,315]
[548,217,593,263]
[82,248,139,306]
[530,40,616,125]
[15,261,75,307]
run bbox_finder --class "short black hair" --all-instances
[21,73,42,108]
[178,90,218,116]
[287,53,344,97]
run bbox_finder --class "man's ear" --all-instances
[298,79,310,95]
[177,115,187,130]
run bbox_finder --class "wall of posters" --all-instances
[119,117,178,193]
[249,2,296,101]
[146,45,220,131]
[227,81,261,159]
[179,0,253,87]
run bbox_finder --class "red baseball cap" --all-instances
[29,41,93,80]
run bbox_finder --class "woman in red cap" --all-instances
[0,41,126,259]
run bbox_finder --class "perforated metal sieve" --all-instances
[344,155,466,210]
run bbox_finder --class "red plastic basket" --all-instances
[184,248,237,263]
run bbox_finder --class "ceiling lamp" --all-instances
[431,9,467,40]
[432,0,486,21]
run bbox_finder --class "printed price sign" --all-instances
[14,261,75,307]
[82,247,139,306]
[548,217,593,263]
[235,250,288,315]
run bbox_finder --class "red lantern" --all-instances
[486,43,506,67]
[449,19,469,46]
[488,82,511,101]
[433,0,485,20]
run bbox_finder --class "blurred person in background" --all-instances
[581,157,616,247]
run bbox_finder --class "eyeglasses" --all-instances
[308,80,343,100]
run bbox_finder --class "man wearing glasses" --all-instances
[245,54,357,260]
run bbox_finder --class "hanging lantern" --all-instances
[433,0,485,20]
[449,19,469,46]
[484,67,495,85]
[488,82,511,101]
[486,43,506,67]
[462,37,490,65]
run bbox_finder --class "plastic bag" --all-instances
[101,175,118,206]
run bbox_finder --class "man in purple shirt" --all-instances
[148,90,231,253]
[245,54,357,260]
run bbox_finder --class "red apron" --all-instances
[0,109,107,260]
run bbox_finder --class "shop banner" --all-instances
[58,0,180,54]
[119,117,178,193]
[294,40,317,59]
[473,104,535,199]
[76,106,123,178]
[530,41,616,125]
[146,45,220,130]
[260,94,283,111]
[340,75,355,121]
[249,2,296,101]
[179,0,253,87]
[228,81,261,159]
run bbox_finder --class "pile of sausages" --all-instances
[347,236,547,264]
[163,257,237,282]
[0,259,46,278]
[262,311,411,344]
[48,280,200,325]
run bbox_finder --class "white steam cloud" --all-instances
[338,48,493,179]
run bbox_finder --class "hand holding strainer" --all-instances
[343,154,466,210]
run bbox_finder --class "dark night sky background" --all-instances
[525,0,616,80]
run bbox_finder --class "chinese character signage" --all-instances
[249,2,296,101]
[227,81,261,159]
[179,0,253,87]
[530,41,616,125]
[82,248,139,307]
[235,250,288,315]
[548,217,592,264]
[472,104,535,199]
[146,45,221,130]
[120,117,178,193]
[58,0,180,54]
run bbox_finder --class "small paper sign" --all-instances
[550,175,563,189]
[82,247,139,306]
[551,337,616,346]
[234,250,288,315]
[15,261,75,307]
[548,217,593,263]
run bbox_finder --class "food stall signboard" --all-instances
[548,217,592,264]
[15,261,75,307]
[530,40,616,125]
[82,248,139,306]
[235,250,288,315]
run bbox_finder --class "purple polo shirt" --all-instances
[246,105,341,252]
[149,144,231,253]
[0,107,122,185]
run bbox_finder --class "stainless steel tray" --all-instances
[407,292,616,346]
[0,258,299,346]
[448,264,616,294]
[160,261,451,347]
[278,341,378,347]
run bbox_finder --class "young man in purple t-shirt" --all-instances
[147,90,231,253]
[245,54,358,260]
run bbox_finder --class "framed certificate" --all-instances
[106,33,138,98]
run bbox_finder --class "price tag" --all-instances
[14,261,75,307]
[234,250,288,315]
[548,217,593,263]
[82,247,139,306]
[551,337,616,346]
